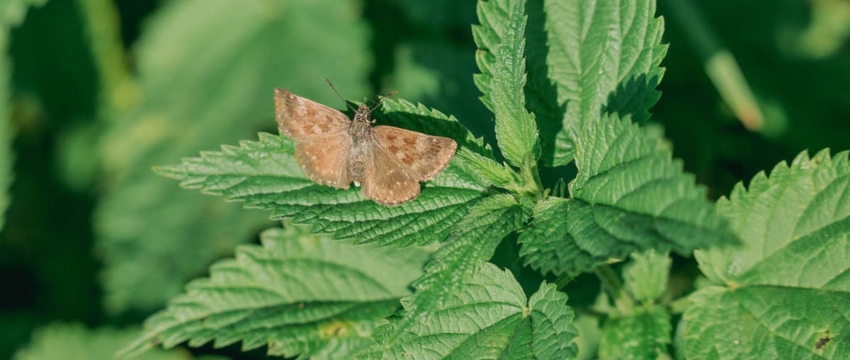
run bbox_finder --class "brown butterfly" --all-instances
[274,81,457,205]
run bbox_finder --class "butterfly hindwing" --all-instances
[361,145,420,205]
[372,126,457,181]
[275,88,350,141]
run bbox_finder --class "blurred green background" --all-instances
[1,0,848,358]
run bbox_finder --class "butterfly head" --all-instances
[354,104,373,124]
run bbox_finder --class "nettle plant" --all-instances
[123,0,849,359]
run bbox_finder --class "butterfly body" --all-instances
[347,105,376,186]
[274,88,457,205]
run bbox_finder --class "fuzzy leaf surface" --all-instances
[520,114,736,277]
[541,0,666,165]
[686,150,850,359]
[358,263,578,359]
[122,226,430,359]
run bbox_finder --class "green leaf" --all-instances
[598,306,671,360]
[541,0,666,166]
[471,0,503,112]
[489,0,539,167]
[685,150,850,359]
[155,97,499,248]
[473,0,540,168]
[623,250,671,302]
[14,323,192,360]
[95,0,370,313]
[122,226,430,359]
[357,263,578,359]
[158,128,488,247]
[0,0,45,231]
[520,114,737,277]
[376,194,531,347]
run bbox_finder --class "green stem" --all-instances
[595,264,634,314]
[594,265,623,298]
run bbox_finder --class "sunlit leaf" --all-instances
[520,114,736,277]
[686,150,850,359]
[358,264,578,359]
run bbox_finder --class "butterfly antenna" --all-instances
[325,78,357,112]
[370,90,398,112]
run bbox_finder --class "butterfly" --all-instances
[274,81,457,205]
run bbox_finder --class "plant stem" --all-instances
[594,264,623,299]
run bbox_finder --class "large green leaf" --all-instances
[686,150,850,359]
[157,98,497,247]
[519,114,737,277]
[540,0,666,165]
[372,194,530,347]
[358,263,578,359]
[95,0,371,313]
[122,226,430,359]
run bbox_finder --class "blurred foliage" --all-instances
[13,323,203,360]
[95,0,371,316]
[0,0,847,359]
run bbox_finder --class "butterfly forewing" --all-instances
[295,133,352,189]
[361,146,421,205]
[373,126,457,180]
[274,88,350,141]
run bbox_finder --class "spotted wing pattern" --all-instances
[295,133,352,189]
[275,88,352,188]
[361,145,421,205]
[372,126,457,180]
[274,88,350,141]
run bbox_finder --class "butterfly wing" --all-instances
[373,126,457,181]
[274,88,350,141]
[360,144,420,205]
[295,133,352,189]
[275,88,352,188]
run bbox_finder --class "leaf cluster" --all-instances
[3,0,849,359]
